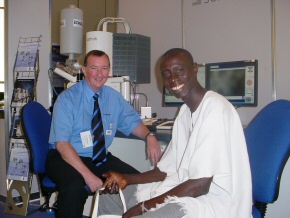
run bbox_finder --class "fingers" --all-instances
[149,149,161,166]
[148,152,155,166]
[151,156,157,166]
[102,172,109,179]
[100,180,119,194]
[110,181,119,194]
[89,183,103,193]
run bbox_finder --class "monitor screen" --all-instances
[163,63,206,107]
[205,60,258,107]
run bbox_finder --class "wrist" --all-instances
[144,132,155,141]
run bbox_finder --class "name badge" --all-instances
[80,131,93,148]
[106,130,112,135]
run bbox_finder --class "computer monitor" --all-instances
[205,60,258,107]
[162,63,206,107]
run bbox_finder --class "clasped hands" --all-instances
[99,171,127,195]
[99,171,145,217]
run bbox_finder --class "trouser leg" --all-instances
[46,150,139,218]
[98,184,138,215]
[96,152,140,179]
[46,149,88,218]
[98,184,185,218]
[134,203,185,218]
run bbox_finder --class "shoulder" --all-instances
[100,85,125,100]
[102,85,121,94]
[199,91,242,128]
[55,82,83,106]
[202,91,234,113]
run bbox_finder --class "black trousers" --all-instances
[46,149,139,218]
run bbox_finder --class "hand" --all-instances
[122,203,143,218]
[101,180,119,194]
[146,136,162,166]
[84,173,103,193]
[101,171,128,194]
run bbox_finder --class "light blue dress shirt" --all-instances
[49,80,142,157]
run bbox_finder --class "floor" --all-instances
[0,200,54,218]
[0,200,89,218]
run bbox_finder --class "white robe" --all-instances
[136,91,252,218]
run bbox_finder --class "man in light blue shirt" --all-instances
[47,50,161,218]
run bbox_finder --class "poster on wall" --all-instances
[7,146,29,181]
[14,42,38,72]
[11,79,35,107]
[9,114,24,139]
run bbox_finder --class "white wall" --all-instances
[1,0,290,217]
[119,0,290,217]
[119,0,290,125]
[0,0,51,197]
[0,119,6,197]
[266,2,290,217]
[119,0,183,119]
[7,0,51,109]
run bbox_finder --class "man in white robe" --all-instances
[98,48,252,218]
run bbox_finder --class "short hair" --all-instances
[162,48,194,64]
[83,50,110,67]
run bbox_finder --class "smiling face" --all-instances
[160,50,197,101]
[82,53,110,93]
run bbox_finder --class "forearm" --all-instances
[131,123,150,140]
[124,167,166,185]
[142,177,213,210]
[131,123,162,166]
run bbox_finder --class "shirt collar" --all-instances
[82,80,103,102]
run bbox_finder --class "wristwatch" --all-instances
[145,132,155,141]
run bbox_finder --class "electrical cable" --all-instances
[135,93,149,107]
[48,68,60,97]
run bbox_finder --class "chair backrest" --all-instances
[244,99,290,204]
[21,101,52,174]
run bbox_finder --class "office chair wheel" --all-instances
[46,208,56,215]
[39,202,56,214]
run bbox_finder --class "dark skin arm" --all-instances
[101,168,213,218]
[101,167,166,194]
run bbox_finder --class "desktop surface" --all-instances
[142,118,175,131]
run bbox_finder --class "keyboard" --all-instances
[143,118,175,131]
[156,120,174,130]
[143,118,158,131]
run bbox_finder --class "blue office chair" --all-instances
[21,101,57,213]
[21,101,92,214]
[244,99,290,218]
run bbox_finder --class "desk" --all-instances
[82,129,172,216]
[111,129,172,172]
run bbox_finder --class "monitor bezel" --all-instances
[205,60,258,107]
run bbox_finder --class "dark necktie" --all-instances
[92,94,106,164]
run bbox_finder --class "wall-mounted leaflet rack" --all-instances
[5,36,41,216]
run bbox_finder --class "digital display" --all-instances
[205,60,258,107]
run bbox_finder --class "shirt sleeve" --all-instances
[49,94,74,145]
[115,95,142,136]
